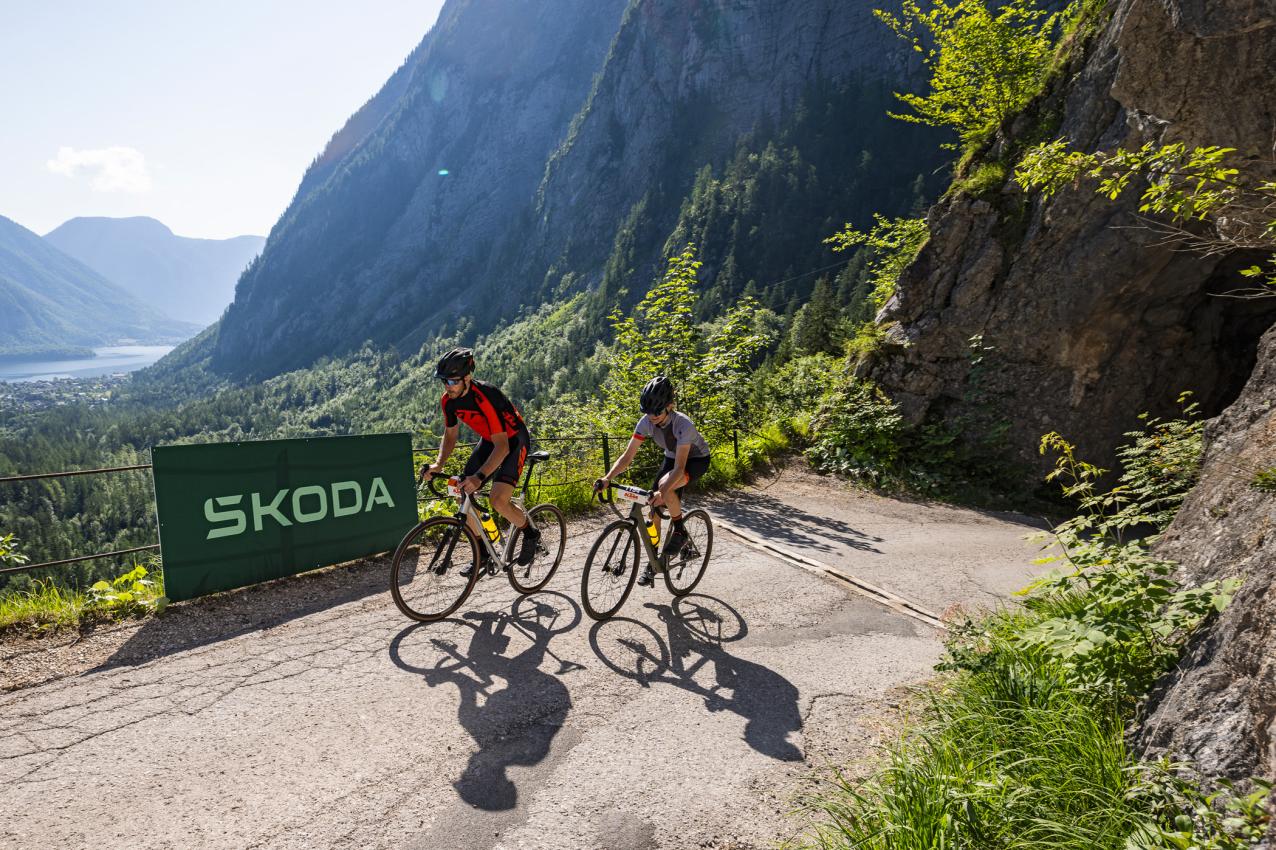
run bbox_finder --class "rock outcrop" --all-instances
[864,0,1276,475]
[1137,323,1276,780]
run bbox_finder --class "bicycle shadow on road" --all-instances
[589,593,803,762]
[706,491,882,555]
[388,592,585,811]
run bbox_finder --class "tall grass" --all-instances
[0,562,165,636]
[0,580,89,633]
[803,615,1146,850]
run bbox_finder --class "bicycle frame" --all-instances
[606,483,666,571]
[441,477,526,568]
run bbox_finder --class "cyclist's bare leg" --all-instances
[489,482,529,529]
[463,510,484,542]
[651,471,688,540]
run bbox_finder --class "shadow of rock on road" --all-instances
[590,593,802,762]
[389,592,582,811]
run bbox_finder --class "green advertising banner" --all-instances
[152,434,417,602]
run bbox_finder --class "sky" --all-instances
[0,1,446,240]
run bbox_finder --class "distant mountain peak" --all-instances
[47,215,174,239]
[44,217,265,326]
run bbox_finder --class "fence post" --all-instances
[601,434,611,475]
[733,429,740,464]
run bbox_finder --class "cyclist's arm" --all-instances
[602,436,643,482]
[477,431,511,480]
[668,442,692,484]
[430,424,459,473]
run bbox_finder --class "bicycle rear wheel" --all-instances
[390,517,480,622]
[507,503,566,594]
[663,509,712,596]
[581,520,641,621]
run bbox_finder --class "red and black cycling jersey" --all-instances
[442,380,529,442]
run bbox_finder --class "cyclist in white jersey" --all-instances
[594,376,711,586]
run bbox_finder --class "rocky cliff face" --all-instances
[863,0,1276,784]
[1137,322,1276,780]
[211,0,921,379]
[864,0,1276,475]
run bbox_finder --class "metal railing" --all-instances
[0,429,751,578]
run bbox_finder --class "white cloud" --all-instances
[47,146,152,193]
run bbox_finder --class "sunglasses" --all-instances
[440,376,465,386]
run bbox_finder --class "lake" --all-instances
[0,345,175,382]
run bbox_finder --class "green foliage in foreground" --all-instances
[0,561,166,635]
[797,410,1268,850]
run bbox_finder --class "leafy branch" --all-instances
[1016,140,1276,297]
[874,0,1062,149]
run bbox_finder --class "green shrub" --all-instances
[803,621,1148,849]
[954,159,1010,196]
[825,215,928,311]
[1250,467,1276,493]
[805,378,904,483]
[86,563,167,618]
[751,353,841,425]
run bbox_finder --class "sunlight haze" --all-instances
[1,1,445,239]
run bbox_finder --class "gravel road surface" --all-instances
[0,463,1043,849]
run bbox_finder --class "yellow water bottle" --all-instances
[646,519,659,548]
[480,512,500,543]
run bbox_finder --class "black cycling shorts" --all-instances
[652,454,711,494]
[463,432,529,486]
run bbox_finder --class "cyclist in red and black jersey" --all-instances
[425,348,540,572]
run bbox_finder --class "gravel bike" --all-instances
[580,482,713,621]
[390,450,565,622]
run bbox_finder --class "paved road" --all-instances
[0,466,1043,850]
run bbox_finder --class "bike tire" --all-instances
[581,520,641,621]
[390,517,480,622]
[507,503,566,595]
[663,509,713,597]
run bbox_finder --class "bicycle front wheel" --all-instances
[390,517,480,622]
[582,520,641,621]
[663,509,713,596]
[507,503,566,594]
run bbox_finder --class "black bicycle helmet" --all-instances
[435,347,475,379]
[640,375,675,414]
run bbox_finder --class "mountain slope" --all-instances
[0,216,197,358]
[210,0,935,380]
[213,0,631,378]
[44,217,263,326]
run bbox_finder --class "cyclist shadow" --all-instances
[388,592,584,811]
[589,593,802,762]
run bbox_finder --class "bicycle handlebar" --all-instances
[595,482,669,520]
[422,469,491,502]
